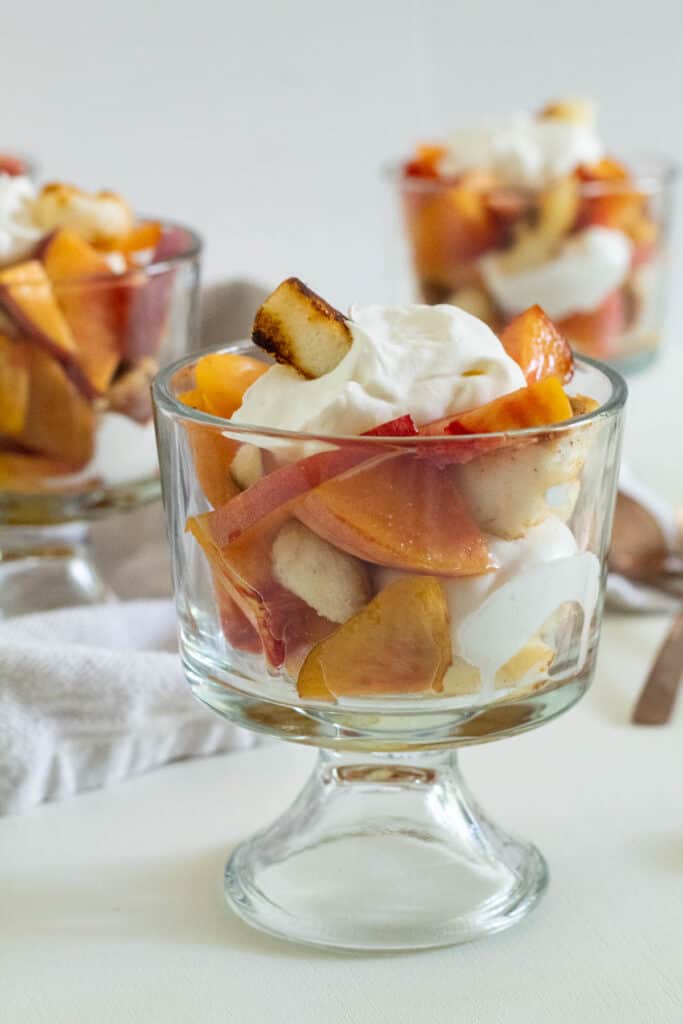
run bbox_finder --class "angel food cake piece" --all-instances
[399,99,662,361]
[0,173,194,493]
[182,278,601,704]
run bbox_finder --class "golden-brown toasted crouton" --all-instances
[252,277,352,379]
[539,99,596,126]
[35,183,134,244]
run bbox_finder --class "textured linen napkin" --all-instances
[0,279,271,816]
[0,600,260,815]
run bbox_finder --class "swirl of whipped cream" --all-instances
[439,111,604,189]
[232,303,526,436]
[0,175,41,266]
[480,226,632,319]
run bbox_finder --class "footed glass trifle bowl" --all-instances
[154,279,626,951]
[0,173,201,615]
[389,98,675,373]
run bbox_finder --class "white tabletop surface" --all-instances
[1,614,681,1024]
[2,346,682,1022]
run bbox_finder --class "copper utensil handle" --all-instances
[632,611,683,725]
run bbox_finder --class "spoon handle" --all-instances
[632,611,683,725]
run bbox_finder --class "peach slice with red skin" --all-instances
[199,416,420,539]
[297,575,452,701]
[5,342,95,466]
[189,508,336,671]
[295,454,490,576]
[123,227,194,361]
[41,228,125,395]
[415,376,573,466]
[177,356,269,508]
[177,388,241,508]
[446,377,573,435]
[0,449,85,493]
[0,260,77,364]
[205,444,376,546]
[0,334,30,436]
[213,573,262,654]
[499,305,574,384]
[405,184,500,289]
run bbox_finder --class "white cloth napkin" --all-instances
[0,600,260,816]
[606,464,681,614]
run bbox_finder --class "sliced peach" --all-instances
[577,157,630,183]
[406,185,499,289]
[189,509,336,672]
[122,227,195,360]
[213,573,262,654]
[297,575,452,700]
[0,334,30,436]
[194,352,269,418]
[205,445,376,546]
[447,377,573,435]
[0,449,82,493]
[499,304,574,384]
[0,260,77,361]
[41,229,129,395]
[16,344,95,466]
[124,268,174,361]
[97,221,163,255]
[364,414,418,437]
[295,454,490,576]
[404,144,448,179]
[41,227,112,280]
[558,291,625,358]
[177,388,241,508]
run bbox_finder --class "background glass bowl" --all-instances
[387,156,675,375]
[0,222,201,615]
[153,343,626,951]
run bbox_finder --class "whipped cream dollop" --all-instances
[480,226,632,320]
[376,516,600,698]
[0,175,41,266]
[439,111,604,189]
[233,303,526,436]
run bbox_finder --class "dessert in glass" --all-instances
[391,99,674,372]
[154,278,626,951]
[0,173,201,615]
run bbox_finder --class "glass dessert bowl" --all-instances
[0,173,201,615]
[389,99,675,373]
[154,279,626,951]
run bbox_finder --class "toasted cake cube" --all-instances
[252,277,352,379]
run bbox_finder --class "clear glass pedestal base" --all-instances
[0,524,115,618]
[225,749,548,951]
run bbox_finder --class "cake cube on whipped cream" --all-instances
[182,277,604,707]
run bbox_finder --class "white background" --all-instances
[3,0,682,309]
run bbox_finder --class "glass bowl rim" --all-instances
[382,153,678,197]
[152,340,628,444]
[35,217,203,289]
